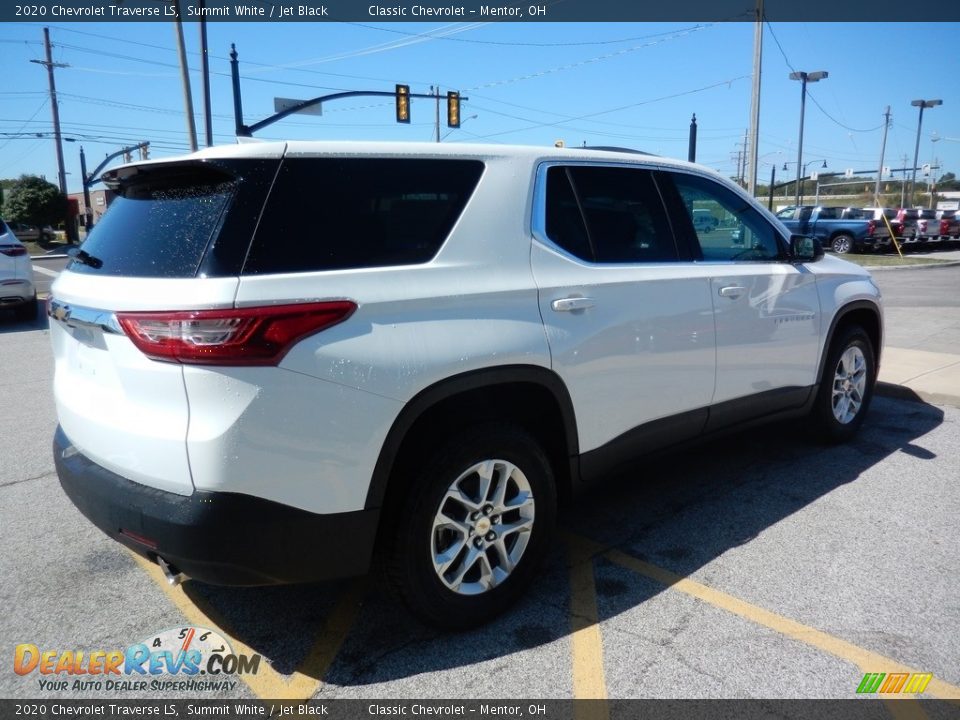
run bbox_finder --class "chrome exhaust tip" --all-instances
[157,556,187,586]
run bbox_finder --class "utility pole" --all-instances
[172,0,198,151]
[740,130,748,186]
[79,146,92,235]
[31,27,75,243]
[873,106,891,203]
[31,28,68,196]
[900,154,909,208]
[432,85,441,143]
[198,1,213,147]
[746,0,763,195]
[733,131,747,186]
[687,114,697,163]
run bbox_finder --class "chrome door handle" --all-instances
[718,285,746,299]
[551,297,595,312]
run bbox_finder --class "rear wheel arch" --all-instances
[366,366,580,517]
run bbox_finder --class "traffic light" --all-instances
[447,91,460,129]
[123,149,132,163]
[139,143,149,160]
[395,84,410,124]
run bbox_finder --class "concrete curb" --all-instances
[864,259,960,271]
[875,381,960,409]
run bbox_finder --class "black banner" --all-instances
[3,0,960,23]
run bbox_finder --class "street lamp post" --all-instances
[789,70,828,208]
[782,159,827,206]
[910,99,941,207]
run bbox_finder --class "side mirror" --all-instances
[789,234,824,263]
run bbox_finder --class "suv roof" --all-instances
[109,141,708,174]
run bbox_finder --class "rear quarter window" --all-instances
[242,158,484,274]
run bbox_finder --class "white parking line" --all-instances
[33,266,60,278]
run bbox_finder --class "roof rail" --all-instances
[576,146,657,156]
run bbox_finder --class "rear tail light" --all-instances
[867,220,876,235]
[0,245,27,257]
[941,219,950,235]
[116,301,356,366]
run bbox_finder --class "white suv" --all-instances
[49,142,883,628]
[0,219,38,321]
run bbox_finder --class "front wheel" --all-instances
[812,326,876,443]
[831,234,854,254]
[383,424,557,629]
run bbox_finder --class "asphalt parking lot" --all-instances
[1,261,959,710]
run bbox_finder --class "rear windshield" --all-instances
[242,158,484,274]
[70,160,278,278]
[69,165,235,277]
[919,209,937,219]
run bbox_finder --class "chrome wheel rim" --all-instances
[430,459,535,596]
[834,236,851,254]
[831,346,867,424]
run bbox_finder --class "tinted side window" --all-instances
[544,167,593,261]
[544,165,679,263]
[666,172,783,262]
[244,158,484,274]
[817,207,839,220]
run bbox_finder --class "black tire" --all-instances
[813,325,876,443]
[14,296,38,322]
[383,423,557,630]
[831,234,854,254]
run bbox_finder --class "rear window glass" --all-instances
[543,165,680,263]
[243,158,484,274]
[70,165,236,277]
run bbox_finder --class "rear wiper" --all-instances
[67,246,103,269]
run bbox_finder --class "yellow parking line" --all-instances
[883,698,931,720]
[567,536,609,720]
[130,552,362,700]
[593,544,960,702]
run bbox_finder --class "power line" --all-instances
[344,22,714,47]
[764,20,883,134]
[473,75,751,140]
[0,99,47,153]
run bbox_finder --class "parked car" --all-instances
[893,208,921,242]
[692,208,719,232]
[936,210,960,243]
[915,208,943,243]
[0,219,39,321]
[775,205,890,254]
[6,222,54,243]
[49,142,883,628]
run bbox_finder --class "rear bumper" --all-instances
[54,426,380,586]
[0,279,35,304]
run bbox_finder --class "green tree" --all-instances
[2,175,66,226]
[936,172,959,190]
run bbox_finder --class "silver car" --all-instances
[6,221,54,243]
[0,220,38,321]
